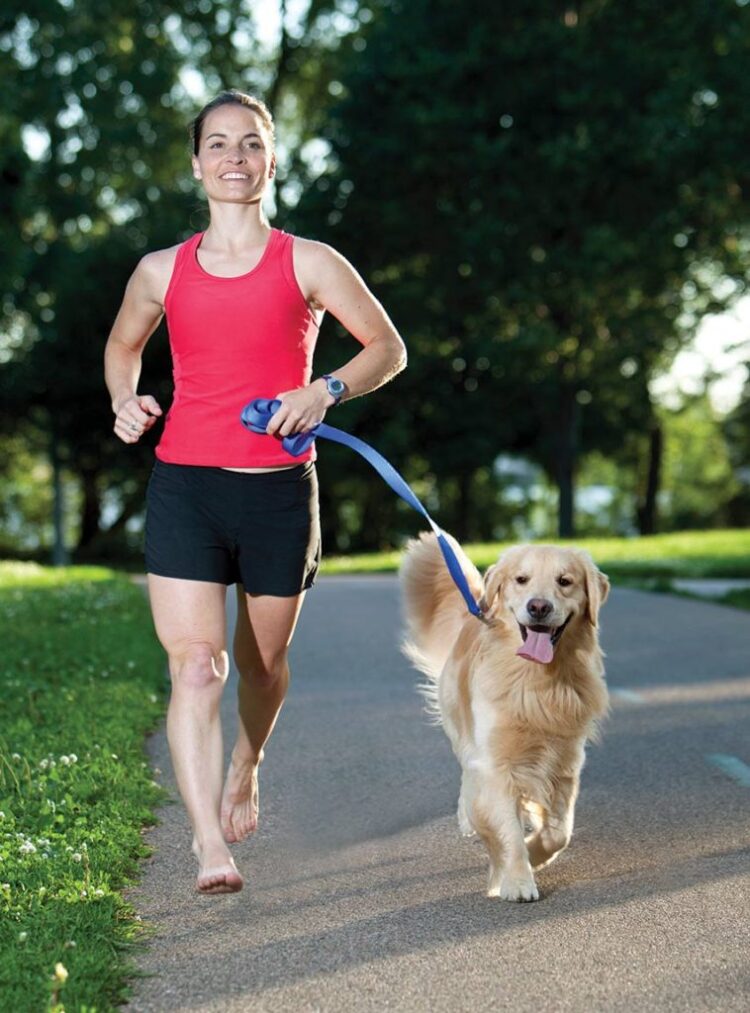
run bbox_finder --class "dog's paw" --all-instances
[488,875,540,902]
[457,813,475,837]
[526,828,569,870]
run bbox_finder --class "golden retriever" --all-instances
[400,533,609,901]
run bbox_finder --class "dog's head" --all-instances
[480,544,609,664]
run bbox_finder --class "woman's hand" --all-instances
[266,381,333,439]
[113,393,163,444]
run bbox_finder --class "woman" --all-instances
[104,90,406,894]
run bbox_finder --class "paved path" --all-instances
[127,578,750,1012]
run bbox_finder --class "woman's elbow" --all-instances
[392,335,408,374]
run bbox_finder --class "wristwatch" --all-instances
[322,374,347,406]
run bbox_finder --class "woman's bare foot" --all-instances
[192,837,244,894]
[220,756,260,844]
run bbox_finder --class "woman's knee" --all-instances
[169,642,229,691]
[235,645,288,689]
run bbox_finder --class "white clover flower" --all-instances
[71,853,82,862]
[18,931,27,942]
[11,753,20,762]
[19,841,36,854]
[0,812,5,820]
[53,962,68,983]
[59,756,71,766]
[64,940,76,949]
[69,753,77,763]
[94,888,104,897]
[111,754,118,760]
[39,759,49,770]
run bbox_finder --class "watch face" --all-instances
[327,377,345,395]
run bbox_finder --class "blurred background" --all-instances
[1,0,749,565]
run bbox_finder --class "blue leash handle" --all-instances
[240,398,485,620]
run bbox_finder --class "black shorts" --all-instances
[145,460,321,595]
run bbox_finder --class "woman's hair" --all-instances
[190,90,275,155]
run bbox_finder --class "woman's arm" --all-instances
[104,251,173,443]
[267,240,407,438]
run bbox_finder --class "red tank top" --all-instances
[156,228,320,467]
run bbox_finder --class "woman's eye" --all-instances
[516,575,529,585]
[557,576,572,587]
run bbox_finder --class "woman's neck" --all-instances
[203,200,271,250]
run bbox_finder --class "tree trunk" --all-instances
[637,422,662,535]
[455,471,472,543]
[50,427,69,566]
[556,386,578,539]
[77,469,102,550]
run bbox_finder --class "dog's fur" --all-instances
[400,532,609,901]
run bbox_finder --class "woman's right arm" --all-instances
[104,250,173,444]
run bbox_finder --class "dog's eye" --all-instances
[557,576,572,587]
[515,575,529,585]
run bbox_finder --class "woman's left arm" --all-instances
[268,240,407,438]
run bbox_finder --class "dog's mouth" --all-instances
[516,614,572,665]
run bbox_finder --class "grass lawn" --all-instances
[0,562,166,1012]
[321,528,750,580]
[0,528,746,1008]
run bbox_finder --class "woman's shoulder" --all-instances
[139,239,190,277]
[133,238,194,306]
[290,234,350,274]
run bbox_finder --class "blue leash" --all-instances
[240,398,486,621]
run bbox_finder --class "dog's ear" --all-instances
[479,563,503,613]
[479,549,517,613]
[580,552,610,626]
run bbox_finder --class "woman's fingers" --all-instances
[113,393,163,443]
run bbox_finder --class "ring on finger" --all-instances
[129,423,138,433]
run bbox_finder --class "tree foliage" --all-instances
[291,0,750,539]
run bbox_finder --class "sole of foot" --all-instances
[220,759,259,844]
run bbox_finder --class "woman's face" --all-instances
[192,104,275,205]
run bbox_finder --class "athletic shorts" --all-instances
[144,459,321,595]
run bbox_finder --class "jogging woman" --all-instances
[104,90,406,894]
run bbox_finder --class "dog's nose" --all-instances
[527,598,553,621]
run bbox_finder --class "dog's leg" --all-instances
[525,773,580,870]
[457,769,476,836]
[473,775,539,902]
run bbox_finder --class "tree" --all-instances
[0,1,292,557]
[292,0,750,539]
[660,394,739,529]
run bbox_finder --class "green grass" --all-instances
[321,528,750,580]
[0,562,166,1012]
[720,587,750,609]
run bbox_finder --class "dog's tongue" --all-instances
[517,630,554,664]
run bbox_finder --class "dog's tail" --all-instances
[399,531,484,719]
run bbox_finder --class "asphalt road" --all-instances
[127,577,750,1012]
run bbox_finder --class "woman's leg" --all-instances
[220,587,306,843]
[147,574,242,893]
